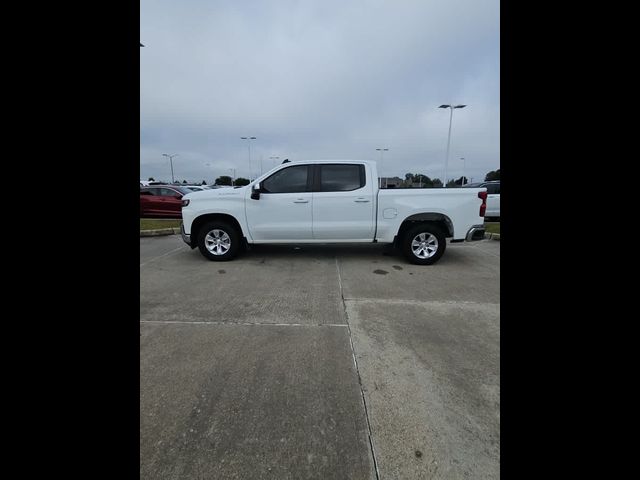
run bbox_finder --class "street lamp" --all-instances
[162,153,179,183]
[205,163,215,185]
[228,168,236,187]
[438,104,466,187]
[376,148,389,188]
[269,156,280,169]
[460,157,466,185]
[240,136,257,180]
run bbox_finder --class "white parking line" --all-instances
[139,245,186,267]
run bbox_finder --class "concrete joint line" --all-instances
[342,298,500,308]
[139,245,186,267]
[139,320,348,327]
[468,243,501,258]
[335,257,381,480]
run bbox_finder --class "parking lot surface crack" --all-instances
[335,256,381,480]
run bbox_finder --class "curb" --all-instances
[484,232,500,241]
[140,227,181,237]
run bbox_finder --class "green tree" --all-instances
[485,169,500,181]
[182,180,188,184]
[412,174,433,187]
[148,177,155,182]
[215,175,233,186]
[454,176,468,186]
[234,177,250,186]
[201,180,207,185]
[446,179,457,188]
[432,178,443,188]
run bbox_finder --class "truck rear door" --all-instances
[312,163,375,240]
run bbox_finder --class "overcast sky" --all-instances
[140,0,499,184]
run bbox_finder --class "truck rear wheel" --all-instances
[197,221,240,261]
[402,223,446,265]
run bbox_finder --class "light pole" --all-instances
[205,163,215,185]
[439,104,466,187]
[228,168,236,187]
[376,148,388,188]
[460,157,466,185]
[269,156,280,169]
[162,153,178,183]
[240,136,256,180]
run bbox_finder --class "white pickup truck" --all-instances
[180,160,487,265]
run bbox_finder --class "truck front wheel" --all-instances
[197,221,240,261]
[402,223,446,265]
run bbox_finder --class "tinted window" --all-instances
[160,188,181,197]
[319,164,364,192]
[140,189,153,196]
[486,183,500,195]
[262,165,309,193]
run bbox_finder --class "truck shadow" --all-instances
[237,243,470,266]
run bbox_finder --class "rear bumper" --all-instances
[465,225,486,241]
[181,223,191,246]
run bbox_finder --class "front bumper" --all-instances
[465,225,486,241]
[180,223,191,246]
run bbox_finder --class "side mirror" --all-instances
[251,183,261,200]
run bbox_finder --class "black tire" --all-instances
[197,221,240,261]
[402,223,446,265]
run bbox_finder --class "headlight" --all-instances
[181,199,190,207]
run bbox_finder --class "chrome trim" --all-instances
[465,225,486,241]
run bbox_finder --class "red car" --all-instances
[140,185,193,218]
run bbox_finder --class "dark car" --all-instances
[140,185,192,218]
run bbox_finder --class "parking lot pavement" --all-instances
[140,322,375,479]
[140,239,346,325]
[337,242,500,304]
[141,238,499,479]
[140,235,187,266]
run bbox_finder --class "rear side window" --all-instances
[318,164,365,192]
[487,183,500,195]
[262,165,310,193]
[160,188,180,197]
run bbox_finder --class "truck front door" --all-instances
[245,164,313,241]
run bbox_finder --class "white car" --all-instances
[463,181,499,220]
[180,160,488,265]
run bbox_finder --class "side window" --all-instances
[494,183,500,195]
[262,165,309,193]
[487,184,499,195]
[140,189,153,196]
[319,164,365,192]
[160,188,180,197]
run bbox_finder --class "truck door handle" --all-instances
[293,199,309,203]
[354,198,370,202]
